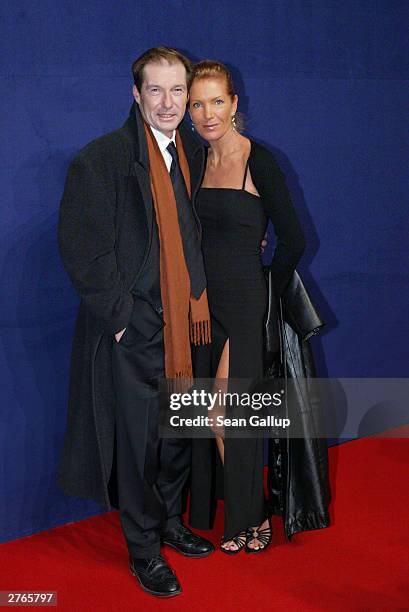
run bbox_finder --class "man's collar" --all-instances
[124,103,202,167]
[150,126,176,152]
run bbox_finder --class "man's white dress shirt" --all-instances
[150,126,176,172]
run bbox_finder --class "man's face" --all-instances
[133,60,188,137]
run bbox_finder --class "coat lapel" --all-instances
[133,163,153,231]
[123,104,153,227]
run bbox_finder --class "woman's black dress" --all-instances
[193,158,269,539]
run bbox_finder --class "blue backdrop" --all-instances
[1,0,408,542]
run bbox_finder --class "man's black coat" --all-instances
[58,104,204,508]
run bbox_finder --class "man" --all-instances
[58,47,214,598]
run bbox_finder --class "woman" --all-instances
[188,60,306,553]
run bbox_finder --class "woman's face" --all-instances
[189,76,238,142]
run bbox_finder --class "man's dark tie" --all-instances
[166,142,206,299]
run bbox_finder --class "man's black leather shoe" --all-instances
[162,522,215,557]
[129,555,181,597]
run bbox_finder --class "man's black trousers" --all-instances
[112,297,190,559]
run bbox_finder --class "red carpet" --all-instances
[1,432,408,610]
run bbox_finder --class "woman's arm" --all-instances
[249,142,306,296]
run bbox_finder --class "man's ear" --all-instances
[132,84,141,105]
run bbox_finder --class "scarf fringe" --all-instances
[167,370,194,393]
[190,319,212,346]
[173,369,192,378]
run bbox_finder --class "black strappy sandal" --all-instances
[220,531,247,555]
[245,517,272,554]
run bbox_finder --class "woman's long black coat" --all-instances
[266,285,331,539]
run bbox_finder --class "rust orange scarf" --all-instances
[144,122,211,378]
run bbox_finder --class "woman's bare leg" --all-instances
[213,339,229,465]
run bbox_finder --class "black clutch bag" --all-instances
[264,267,324,371]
